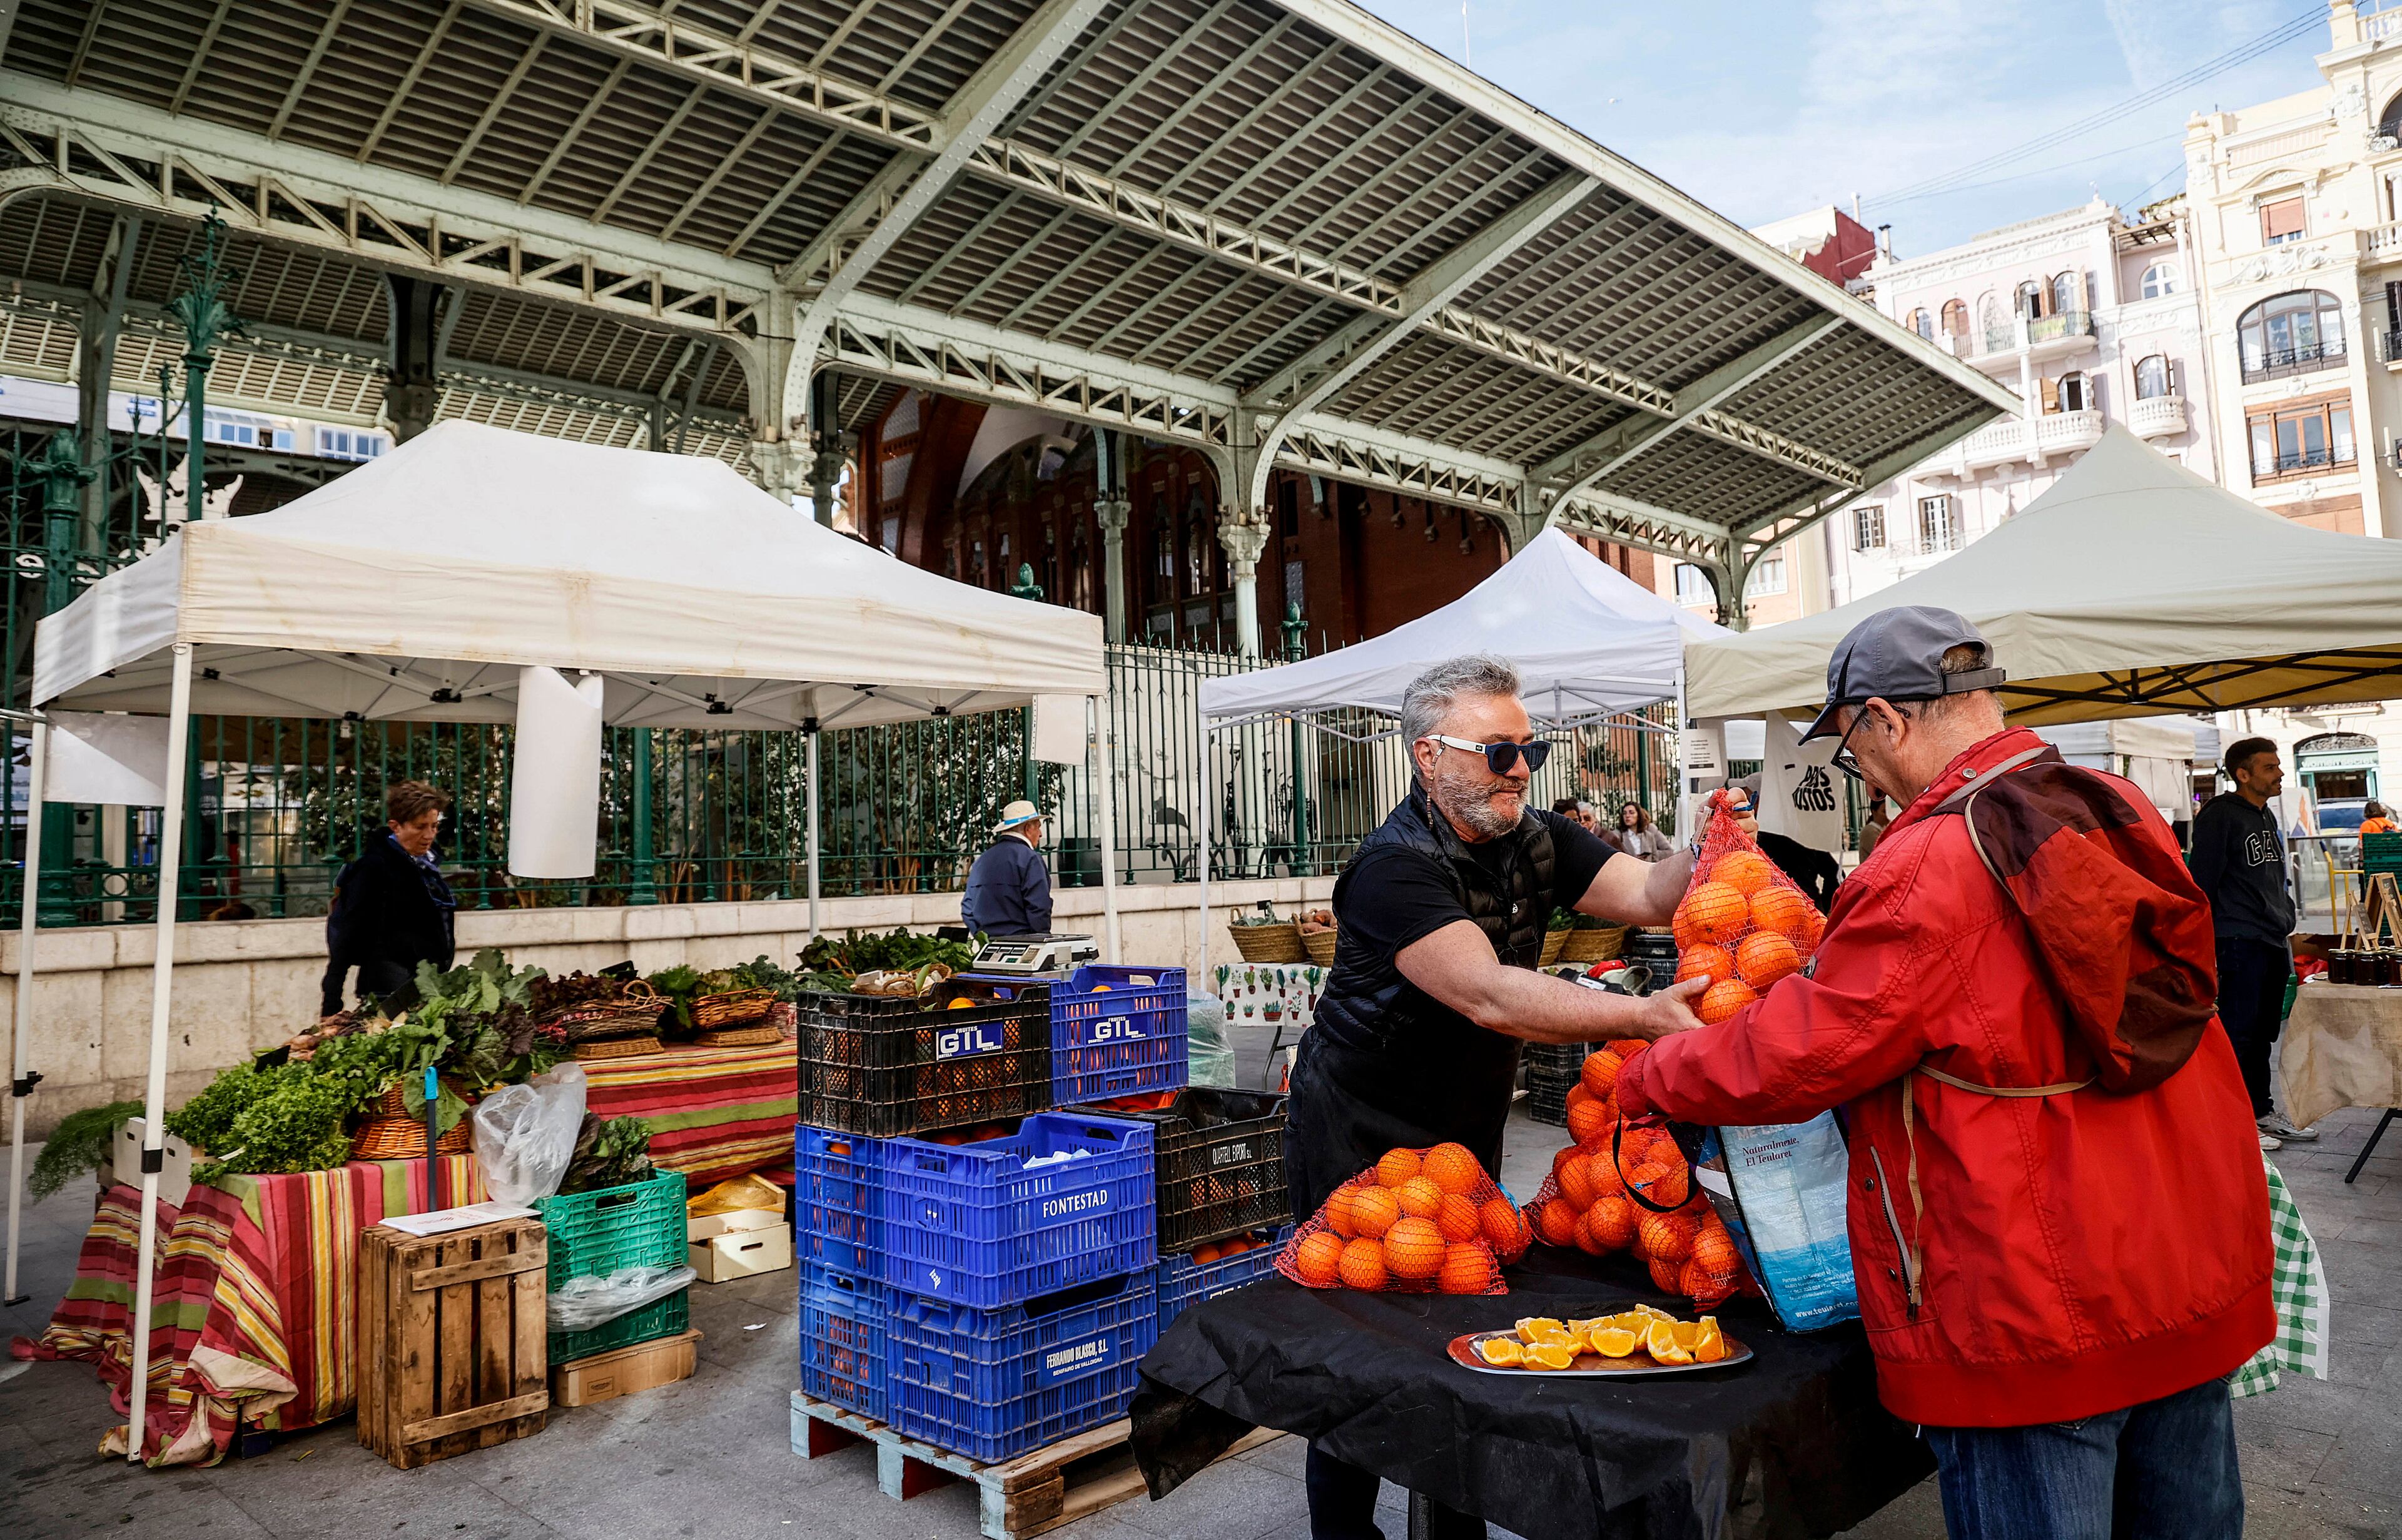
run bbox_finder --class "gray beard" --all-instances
[1431,762,1523,840]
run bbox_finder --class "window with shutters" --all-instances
[2039,375,2062,413]
[1673,563,1713,605]
[2135,355,2172,400]
[2016,280,2047,318]
[2247,394,2354,481]
[2050,271,2082,318]
[1852,504,1886,551]
[1905,308,1933,340]
[1917,495,1960,554]
[2057,371,2090,413]
[2237,290,2344,382]
[1940,299,1969,348]
[2259,197,2306,246]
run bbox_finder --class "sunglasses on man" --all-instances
[1420,733,1552,774]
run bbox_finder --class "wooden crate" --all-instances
[789,1392,1282,1540]
[358,1216,550,1469]
[550,1328,702,1408]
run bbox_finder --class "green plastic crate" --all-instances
[533,1169,689,1360]
[2364,832,2402,872]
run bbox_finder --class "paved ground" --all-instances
[4,1095,2396,1540]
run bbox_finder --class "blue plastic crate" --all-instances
[886,1274,1158,1462]
[797,1125,886,1277]
[1154,1227,1291,1335]
[800,1264,891,1422]
[881,1113,1156,1307]
[1049,965,1188,1104]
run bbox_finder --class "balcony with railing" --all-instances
[2255,444,2356,480]
[2129,394,2188,439]
[2382,328,2402,365]
[2034,408,2106,455]
[2242,338,2346,384]
[1973,310,2096,366]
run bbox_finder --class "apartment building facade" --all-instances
[1822,199,2219,605]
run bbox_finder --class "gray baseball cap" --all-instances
[1800,605,2007,740]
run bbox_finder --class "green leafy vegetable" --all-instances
[167,1060,308,1153]
[557,1113,656,1194]
[198,1075,357,1179]
[31,1100,142,1201]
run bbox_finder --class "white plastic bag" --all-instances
[471,1063,587,1205]
[1187,991,1237,1089]
[547,1264,696,1331]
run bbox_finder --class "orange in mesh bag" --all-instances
[1275,1142,1526,1295]
[1521,1043,1756,1311]
[1672,793,1823,1023]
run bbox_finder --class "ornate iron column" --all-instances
[30,432,93,925]
[162,211,242,522]
[1282,600,1311,876]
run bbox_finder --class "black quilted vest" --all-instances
[1314,788,1558,1054]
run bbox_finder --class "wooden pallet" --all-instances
[789,1392,1283,1540]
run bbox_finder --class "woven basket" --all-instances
[574,1034,664,1061]
[544,980,666,1042]
[1539,930,1568,968]
[695,1023,784,1048]
[368,1080,477,1120]
[692,987,778,1030]
[352,1115,473,1161]
[1561,925,1628,964]
[1230,921,1304,963]
[1299,927,1338,966]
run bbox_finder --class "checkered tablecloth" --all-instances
[2231,1155,2328,1398]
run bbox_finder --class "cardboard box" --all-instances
[687,1207,785,1244]
[550,1329,702,1408]
[106,1118,194,1208]
[689,1225,793,1283]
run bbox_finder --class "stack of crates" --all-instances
[796,965,1190,1461]
[1523,1042,1593,1128]
[534,1168,691,1364]
[1075,1087,1292,1334]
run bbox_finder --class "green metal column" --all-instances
[31,432,93,925]
[629,728,656,904]
[1282,602,1310,876]
[165,211,239,526]
[1010,563,1045,804]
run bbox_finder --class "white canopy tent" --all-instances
[2,421,1106,1455]
[2034,718,2200,826]
[1190,528,1722,980]
[1685,427,2402,726]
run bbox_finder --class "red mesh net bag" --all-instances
[1274,1142,1524,1295]
[1668,790,1823,1019]
[1521,1040,1757,1310]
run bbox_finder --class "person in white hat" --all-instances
[961,799,1052,937]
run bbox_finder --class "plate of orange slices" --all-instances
[1448,1306,1750,1376]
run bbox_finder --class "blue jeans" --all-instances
[1925,1377,2242,1540]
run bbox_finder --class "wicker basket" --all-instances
[1230,921,1304,963]
[1538,930,1568,968]
[694,1024,784,1048]
[691,987,778,1030]
[352,1115,473,1161]
[368,1080,477,1120]
[1560,925,1628,964]
[543,980,667,1042]
[1299,926,1338,966]
[574,1034,665,1061]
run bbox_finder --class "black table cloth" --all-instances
[1130,1245,1930,1540]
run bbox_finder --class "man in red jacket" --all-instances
[1617,607,2272,1540]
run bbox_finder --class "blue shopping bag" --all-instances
[1686,1115,1859,1331]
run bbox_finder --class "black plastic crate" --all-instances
[798,977,1054,1138]
[1075,1088,1289,1252]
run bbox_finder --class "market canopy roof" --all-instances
[1198,527,1718,731]
[1685,427,2402,727]
[33,420,1103,728]
[4,0,2013,569]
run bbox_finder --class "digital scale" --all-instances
[967,933,1100,977]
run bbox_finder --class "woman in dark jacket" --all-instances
[321,781,459,1014]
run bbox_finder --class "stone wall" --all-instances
[1,876,1334,1138]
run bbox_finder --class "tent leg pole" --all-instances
[1673,662,1690,841]
[806,727,821,944]
[128,643,194,1464]
[1093,695,1122,965]
[4,721,49,1307]
[1195,702,1210,989]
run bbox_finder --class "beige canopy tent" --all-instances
[4,421,1105,1457]
[1686,427,2402,726]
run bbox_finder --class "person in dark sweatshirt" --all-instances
[2187,737,2312,1150]
[321,780,458,1015]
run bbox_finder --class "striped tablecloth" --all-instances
[10,1157,484,1466]
[580,1036,797,1187]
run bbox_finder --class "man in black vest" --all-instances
[1290,654,1724,1540]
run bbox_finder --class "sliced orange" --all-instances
[1644,1319,1694,1365]
[1587,1325,1642,1358]
[1521,1342,1580,1371]
[1670,1320,1705,1350]
[1692,1317,1728,1364]
[1513,1317,1569,1344]
[1477,1337,1526,1367]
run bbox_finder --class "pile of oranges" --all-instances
[1186,1232,1270,1266]
[1529,1040,1749,1307]
[1670,835,1824,1026]
[1278,1143,1528,1295]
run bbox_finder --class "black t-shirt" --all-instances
[1335,808,1617,963]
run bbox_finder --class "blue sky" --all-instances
[1356,0,2340,258]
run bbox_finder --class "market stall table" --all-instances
[1129,1245,1925,1540]
[582,1036,799,1186]
[11,1156,483,1466]
[2281,980,2402,1177]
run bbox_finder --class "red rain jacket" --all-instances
[1618,727,2273,1427]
